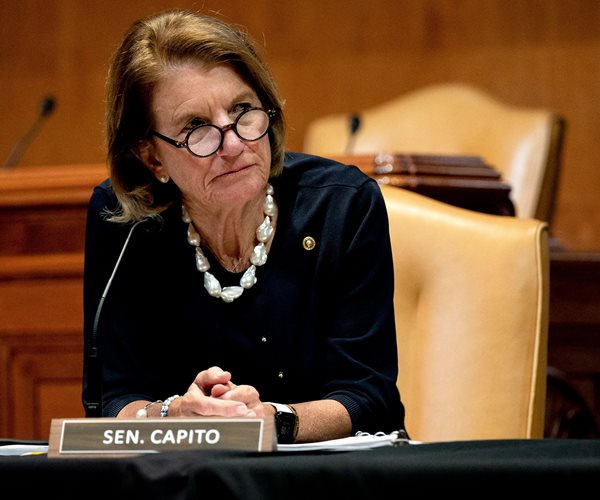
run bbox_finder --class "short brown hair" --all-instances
[105,9,286,222]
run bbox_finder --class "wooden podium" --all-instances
[0,163,108,440]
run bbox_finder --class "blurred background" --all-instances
[1,0,599,251]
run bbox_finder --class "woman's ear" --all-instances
[132,140,169,183]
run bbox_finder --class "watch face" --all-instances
[275,411,297,444]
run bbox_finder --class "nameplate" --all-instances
[48,417,274,457]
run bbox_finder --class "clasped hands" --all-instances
[168,366,267,418]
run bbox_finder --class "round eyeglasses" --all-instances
[152,107,276,158]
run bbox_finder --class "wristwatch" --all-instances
[269,402,298,444]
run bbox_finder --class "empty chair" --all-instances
[304,83,565,223]
[381,184,549,441]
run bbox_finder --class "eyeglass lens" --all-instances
[187,108,270,156]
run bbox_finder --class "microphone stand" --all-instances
[345,113,361,155]
[84,216,162,417]
[3,96,56,169]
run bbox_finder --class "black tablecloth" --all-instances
[1,439,599,499]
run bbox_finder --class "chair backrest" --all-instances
[304,83,565,223]
[380,184,549,441]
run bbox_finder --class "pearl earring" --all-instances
[159,175,169,183]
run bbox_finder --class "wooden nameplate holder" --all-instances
[48,417,275,458]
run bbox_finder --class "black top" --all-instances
[82,152,405,434]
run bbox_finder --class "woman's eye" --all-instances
[184,118,206,131]
[232,103,254,114]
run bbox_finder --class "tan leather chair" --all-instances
[304,83,565,223]
[381,184,549,441]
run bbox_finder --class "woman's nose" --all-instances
[217,126,244,157]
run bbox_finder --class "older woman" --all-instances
[82,9,405,444]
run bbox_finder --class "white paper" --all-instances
[0,444,49,456]
[276,431,419,452]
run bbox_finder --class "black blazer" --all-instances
[82,152,405,434]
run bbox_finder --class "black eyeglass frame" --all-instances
[151,107,276,158]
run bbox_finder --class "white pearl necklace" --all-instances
[182,184,277,303]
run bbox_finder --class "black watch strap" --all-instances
[268,402,298,444]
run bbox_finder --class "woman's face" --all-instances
[147,63,272,210]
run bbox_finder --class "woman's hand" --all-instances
[168,366,265,417]
[117,368,351,442]
[117,366,268,418]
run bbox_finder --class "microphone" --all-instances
[3,95,56,169]
[84,214,164,417]
[345,113,361,154]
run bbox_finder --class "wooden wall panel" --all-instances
[0,164,103,440]
[0,1,599,251]
[0,262,85,440]
[8,337,84,440]
[1,0,600,441]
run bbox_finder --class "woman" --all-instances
[82,9,405,444]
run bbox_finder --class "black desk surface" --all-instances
[1,439,599,499]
